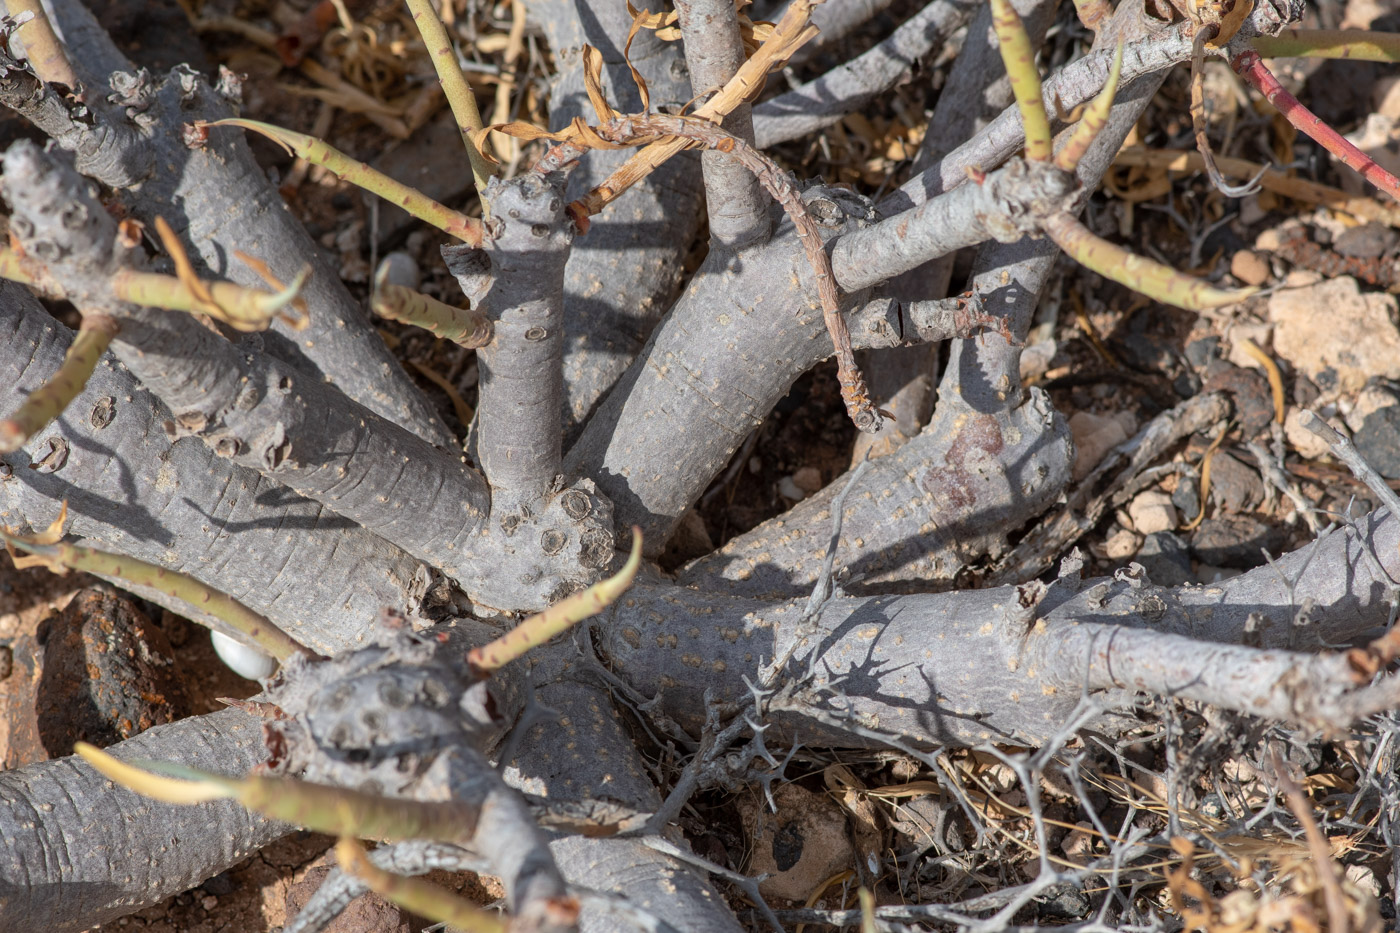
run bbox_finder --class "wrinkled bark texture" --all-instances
[0,1,1371,932]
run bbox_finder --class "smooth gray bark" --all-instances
[1,143,496,584]
[790,0,903,66]
[0,3,1335,931]
[601,507,1400,748]
[880,10,1192,214]
[753,0,981,148]
[467,173,574,509]
[675,0,770,251]
[684,41,1171,593]
[0,709,282,933]
[532,0,707,436]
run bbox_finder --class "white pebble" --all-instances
[211,630,277,681]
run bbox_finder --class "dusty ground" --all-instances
[2,0,1400,929]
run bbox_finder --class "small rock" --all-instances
[1127,490,1177,535]
[1184,336,1221,370]
[1375,73,1400,121]
[1334,222,1398,260]
[1191,515,1285,568]
[1346,863,1381,900]
[1230,250,1271,286]
[792,466,823,493]
[1037,884,1091,921]
[664,507,714,565]
[1254,225,1286,252]
[1173,372,1201,398]
[1345,382,1400,432]
[1060,822,1096,865]
[1069,411,1137,483]
[1103,527,1140,561]
[1238,194,1266,226]
[201,872,237,897]
[1285,407,1339,460]
[777,475,807,501]
[1172,480,1201,520]
[1352,404,1400,479]
[1137,532,1192,587]
[1270,276,1400,395]
[4,589,191,769]
[1019,338,1057,382]
[1201,362,1276,440]
[740,782,855,901]
[1206,451,1264,513]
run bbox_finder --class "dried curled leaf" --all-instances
[582,44,620,123]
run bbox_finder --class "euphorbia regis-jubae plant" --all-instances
[1,0,1399,930]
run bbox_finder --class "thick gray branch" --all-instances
[879,7,1190,215]
[601,507,1400,749]
[532,0,706,437]
[676,0,769,251]
[505,644,744,933]
[832,157,1076,292]
[753,0,981,148]
[0,282,426,653]
[789,0,902,66]
[1,142,497,584]
[462,173,573,509]
[32,0,453,446]
[0,709,282,933]
[563,186,884,551]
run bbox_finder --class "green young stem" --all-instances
[335,839,509,933]
[0,313,115,452]
[989,0,1051,162]
[468,527,642,673]
[1054,42,1123,172]
[203,118,483,245]
[402,0,495,206]
[371,267,492,348]
[75,744,482,844]
[1252,28,1400,63]
[2,535,312,662]
[0,245,308,332]
[4,0,80,90]
[1041,211,1255,311]
[113,266,310,332]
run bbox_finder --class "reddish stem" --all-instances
[1232,49,1400,203]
